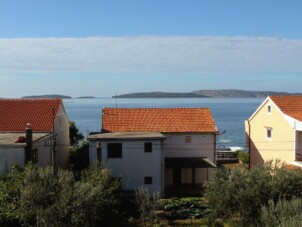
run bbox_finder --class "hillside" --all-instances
[113,89,300,98]
[113,92,209,98]
[22,94,72,99]
[77,96,95,99]
[192,89,294,98]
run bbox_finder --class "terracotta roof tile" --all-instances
[270,96,302,122]
[0,99,62,132]
[286,164,302,171]
[102,108,217,133]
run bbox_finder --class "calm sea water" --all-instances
[63,98,264,147]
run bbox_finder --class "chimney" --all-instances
[25,123,33,162]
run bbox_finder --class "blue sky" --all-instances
[1,0,302,97]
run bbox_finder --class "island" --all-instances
[22,94,72,99]
[113,92,209,98]
[113,89,301,98]
[77,96,95,99]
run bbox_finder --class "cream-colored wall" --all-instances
[248,99,295,166]
[54,104,69,169]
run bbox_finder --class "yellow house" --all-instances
[245,95,302,167]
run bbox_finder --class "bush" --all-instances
[235,149,249,166]
[204,160,302,226]
[71,164,122,226]
[134,187,161,226]
[163,198,210,220]
[69,140,89,172]
[0,163,123,226]
[0,165,24,226]
[19,165,75,226]
[261,197,302,226]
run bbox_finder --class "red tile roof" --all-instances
[286,164,302,171]
[102,108,217,133]
[270,96,302,122]
[0,99,62,132]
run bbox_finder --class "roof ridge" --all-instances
[270,95,302,97]
[102,107,210,110]
[0,98,62,100]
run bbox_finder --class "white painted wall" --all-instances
[54,104,69,169]
[163,133,215,186]
[163,133,215,160]
[0,146,25,173]
[33,137,52,167]
[90,139,164,194]
[89,140,98,164]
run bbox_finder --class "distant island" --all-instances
[77,96,95,99]
[113,92,209,98]
[113,89,301,98]
[22,94,72,99]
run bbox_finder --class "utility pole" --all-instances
[51,108,56,172]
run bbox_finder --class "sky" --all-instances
[1,0,302,97]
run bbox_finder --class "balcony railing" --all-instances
[216,151,238,164]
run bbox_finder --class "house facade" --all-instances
[0,99,69,172]
[89,108,217,195]
[245,96,302,167]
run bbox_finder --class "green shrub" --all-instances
[69,140,89,172]
[134,187,161,226]
[261,197,302,226]
[204,160,302,226]
[0,163,123,226]
[71,163,122,226]
[0,165,24,226]
[235,149,249,166]
[163,198,210,220]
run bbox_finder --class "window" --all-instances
[144,142,152,152]
[185,136,192,143]
[144,177,153,185]
[107,143,122,158]
[267,128,272,139]
[267,105,272,114]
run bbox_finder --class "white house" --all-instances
[0,99,69,172]
[89,108,217,195]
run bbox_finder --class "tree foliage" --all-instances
[204,160,302,226]
[69,140,89,172]
[261,197,302,226]
[0,165,24,226]
[235,149,249,167]
[69,121,84,145]
[0,163,123,227]
[134,187,161,226]
[163,198,210,220]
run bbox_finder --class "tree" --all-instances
[204,160,302,226]
[0,163,123,226]
[69,140,89,172]
[71,163,123,226]
[0,165,24,226]
[69,121,84,145]
[134,187,161,226]
[261,197,302,226]
[19,165,75,226]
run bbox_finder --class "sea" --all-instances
[63,98,264,148]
